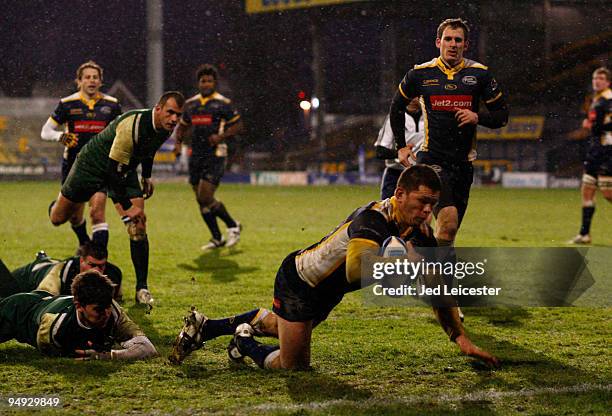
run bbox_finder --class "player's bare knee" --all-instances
[126,221,147,241]
[89,207,105,224]
[598,176,612,200]
[582,173,598,189]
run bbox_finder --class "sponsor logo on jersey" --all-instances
[100,106,112,114]
[73,120,107,133]
[462,75,477,86]
[444,83,458,90]
[69,109,83,115]
[192,114,213,126]
[429,95,473,111]
[422,79,440,86]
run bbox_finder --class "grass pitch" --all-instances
[0,182,611,415]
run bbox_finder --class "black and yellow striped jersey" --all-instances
[49,92,122,160]
[181,92,241,157]
[588,88,612,146]
[397,57,505,162]
[295,197,437,295]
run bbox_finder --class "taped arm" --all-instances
[111,335,158,360]
[41,118,63,141]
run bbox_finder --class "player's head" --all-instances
[592,67,611,93]
[196,64,218,97]
[394,165,441,226]
[436,18,470,67]
[71,270,114,329]
[154,91,185,131]
[75,60,103,97]
[78,241,108,274]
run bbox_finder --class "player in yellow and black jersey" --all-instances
[568,67,612,244]
[169,165,500,370]
[389,18,508,249]
[174,64,244,251]
[41,61,122,249]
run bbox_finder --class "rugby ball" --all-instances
[380,236,408,257]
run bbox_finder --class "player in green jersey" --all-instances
[49,92,185,308]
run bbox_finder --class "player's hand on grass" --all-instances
[455,334,500,368]
[141,178,154,199]
[75,342,112,360]
[59,133,79,148]
[397,144,416,167]
[455,109,479,127]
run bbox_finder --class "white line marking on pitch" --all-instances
[241,383,611,414]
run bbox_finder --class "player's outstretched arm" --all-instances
[75,336,158,361]
[433,306,500,368]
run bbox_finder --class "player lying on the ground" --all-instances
[48,91,185,308]
[170,165,499,369]
[0,270,157,360]
[0,241,122,301]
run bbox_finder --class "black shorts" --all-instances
[417,153,473,225]
[584,144,612,178]
[189,156,226,186]
[61,155,76,184]
[272,251,344,325]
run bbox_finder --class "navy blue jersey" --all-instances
[587,88,612,147]
[50,92,122,160]
[398,58,505,162]
[181,92,240,157]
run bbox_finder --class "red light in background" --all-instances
[297,90,306,99]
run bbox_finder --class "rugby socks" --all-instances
[130,237,149,290]
[200,207,222,241]
[236,336,280,369]
[92,223,109,249]
[579,204,595,236]
[204,308,265,341]
[71,218,90,245]
[212,201,237,228]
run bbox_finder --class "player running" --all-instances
[41,61,122,249]
[174,64,244,251]
[48,91,185,308]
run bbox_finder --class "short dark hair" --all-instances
[397,165,441,193]
[437,18,470,41]
[157,91,185,108]
[196,64,218,82]
[75,60,103,82]
[78,241,107,260]
[71,270,114,308]
[593,67,611,82]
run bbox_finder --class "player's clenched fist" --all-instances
[59,132,79,148]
